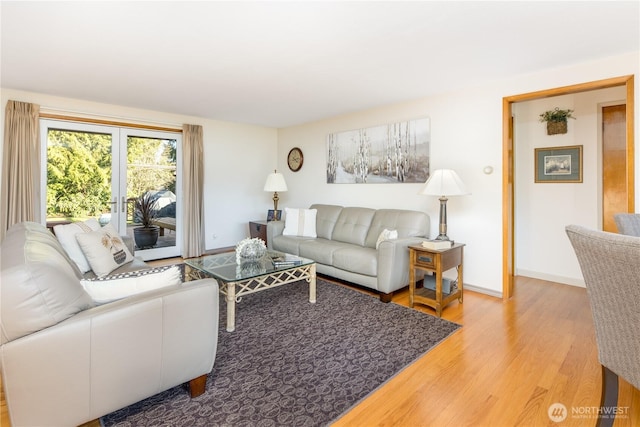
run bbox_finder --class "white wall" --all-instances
[2,50,637,295]
[513,87,626,287]
[0,89,279,251]
[276,51,639,296]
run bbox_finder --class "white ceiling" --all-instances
[1,1,638,128]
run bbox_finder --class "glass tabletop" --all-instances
[184,250,315,282]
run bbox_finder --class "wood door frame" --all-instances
[502,75,635,300]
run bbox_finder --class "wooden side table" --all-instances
[249,220,268,245]
[408,243,464,317]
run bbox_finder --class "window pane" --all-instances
[127,136,177,250]
[46,129,112,223]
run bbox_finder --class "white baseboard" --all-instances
[463,283,502,299]
[516,269,585,288]
[460,272,585,300]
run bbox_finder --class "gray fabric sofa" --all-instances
[267,204,430,301]
[0,222,220,427]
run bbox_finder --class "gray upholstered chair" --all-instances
[614,213,640,237]
[565,225,640,427]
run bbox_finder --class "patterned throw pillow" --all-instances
[75,223,134,277]
[80,265,182,304]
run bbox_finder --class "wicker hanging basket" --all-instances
[546,120,567,135]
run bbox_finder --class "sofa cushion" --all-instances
[331,207,376,247]
[80,265,182,304]
[332,246,377,277]
[271,234,313,255]
[283,208,317,237]
[1,222,94,344]
[364,209,430,248]
[309,204,343,240]
[54,218,101,273]
[298,238,352,265]
[75,224,134,277]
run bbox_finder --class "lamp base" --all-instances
[436,196,449,241]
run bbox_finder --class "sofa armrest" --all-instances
[267,221,286,250]
[376,237,427,294]
[0,278,219,427]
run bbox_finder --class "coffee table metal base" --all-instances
[187,263,316,332]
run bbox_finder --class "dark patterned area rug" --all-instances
[102,278,460,427]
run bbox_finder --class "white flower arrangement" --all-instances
[235,237,267,264]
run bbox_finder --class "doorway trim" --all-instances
[502,75,635,300]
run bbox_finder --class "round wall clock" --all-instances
[287,147,304,172]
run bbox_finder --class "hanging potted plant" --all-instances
[539,107,576,135]
[133,191,160,249]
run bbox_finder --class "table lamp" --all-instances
[419,169,469,241]
[263,170,288,214]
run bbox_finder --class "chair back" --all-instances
[565,225,640,390]
[614,213,640,237]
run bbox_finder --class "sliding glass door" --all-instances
[41,120,182,260]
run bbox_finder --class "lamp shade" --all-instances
[264,171,288,192]
[419,169,468,197]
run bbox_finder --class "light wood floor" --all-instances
[334,276,640,427]
[1,275,638,426]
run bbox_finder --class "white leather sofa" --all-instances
[0,222,219,427]
[268,204,430,302]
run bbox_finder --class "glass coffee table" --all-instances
[185,251,316,332]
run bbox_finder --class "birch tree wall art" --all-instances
[326,117,430,184]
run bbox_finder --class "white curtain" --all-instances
[1,101,40,241]
[181,124,205,258]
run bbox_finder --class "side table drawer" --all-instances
[249,220,268,244]
[415,253,435,269]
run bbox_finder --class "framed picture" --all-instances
[267,209,282,221]
[326,117,430,184]
[534,145,583,183]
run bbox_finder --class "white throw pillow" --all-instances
[80,265,182,304]
[75,223,134,277]
[376,229,398,249]
[283,208,317,238]
[54,219,101,273]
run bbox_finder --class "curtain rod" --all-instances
[39,107,183,133]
